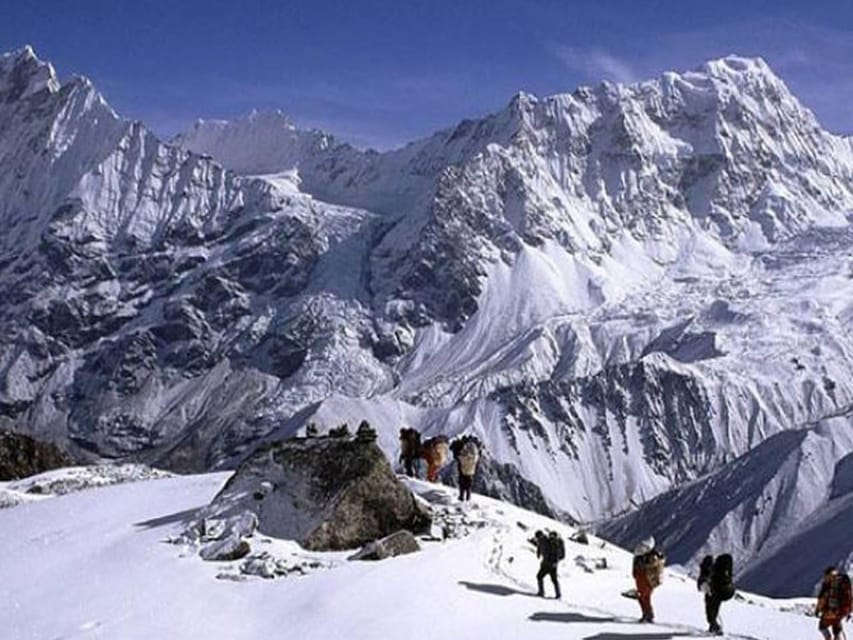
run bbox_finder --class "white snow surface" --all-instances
[0,463,172,509]
[0,469,820,640]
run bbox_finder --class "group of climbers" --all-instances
[397,427,850,638]
[635,541,851,638]
[398,427,483,499]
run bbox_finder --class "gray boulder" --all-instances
[200,537,251,562]
[183,511,258,562]
[204,436,431,551]
[348,530,421,561]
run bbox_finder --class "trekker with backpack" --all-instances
[399,427,422,478]
[452,435,482,501]
[534,530,565,599]
[421,435,450,482]
[816,566,853,640]
[697,554,736,635]
[632,537,665,623]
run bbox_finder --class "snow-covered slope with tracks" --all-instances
[0,468,820,639]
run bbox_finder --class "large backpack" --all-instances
[543,533,565,564]
[552,534,565,561]
[711,553,735,601]
[458,440,480,475]
[825,573,853,615]
[644,551,665,588]
[697,555,714,592]
[841,574,853,615]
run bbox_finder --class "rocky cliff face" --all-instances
[1,46,853,588]
[0,430,73,480]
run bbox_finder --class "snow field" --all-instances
[0,470,819,639]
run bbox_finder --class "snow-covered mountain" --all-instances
[2,45,853,595]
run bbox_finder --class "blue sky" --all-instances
[2,0,852,148]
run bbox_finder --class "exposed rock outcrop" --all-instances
[200,435,431,551]
[0,430,73,480]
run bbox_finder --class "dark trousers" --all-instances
[403,457,417,478]
[537,562,560,598]
[705,594,722,630]
[459,474,473,501]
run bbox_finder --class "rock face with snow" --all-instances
[1,45,853,593]
[204,435,431,551]
[0,430,72,480]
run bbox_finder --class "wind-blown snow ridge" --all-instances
[1,48,853,596]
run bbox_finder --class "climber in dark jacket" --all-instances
[534,530,565,599]
[816,566,853,640]
[398,427,421,477]
[697,554,736,635]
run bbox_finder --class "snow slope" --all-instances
[0,469,819,640]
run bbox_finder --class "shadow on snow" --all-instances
[529,611,615,624]
[134,507,201,529]
[583,634,691,640]
[457,581,540,598]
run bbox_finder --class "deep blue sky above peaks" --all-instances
[2,0,852,149]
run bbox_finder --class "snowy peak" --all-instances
[0,45,60,101]
[174,108,336,175]
[701,54,780,83]
[0,47,282,252]
[174,54,853,249]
